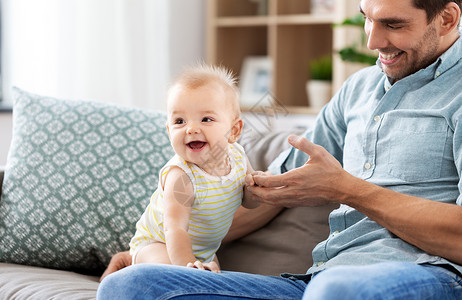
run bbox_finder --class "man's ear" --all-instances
[438,2,461,36]
[228,119,243,144]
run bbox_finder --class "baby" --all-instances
[129,64,259,273]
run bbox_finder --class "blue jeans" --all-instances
[97,262,462,299]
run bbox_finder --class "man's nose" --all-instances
[366,22,388,51]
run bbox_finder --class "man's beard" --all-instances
[383,24,440,82]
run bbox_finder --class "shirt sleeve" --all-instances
[452,112,462,206]
[231,142,248,172]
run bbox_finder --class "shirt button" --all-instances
[374,115,381,122]
[317,262,324,267]
[436,71,441,77]
[364,162,372,170]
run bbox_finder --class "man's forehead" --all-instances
[360,0,415,13]
[359,0,421,22]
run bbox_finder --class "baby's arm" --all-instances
[163,166,198,267]
[242,157,261,209]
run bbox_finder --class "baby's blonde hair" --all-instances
[168,64,241,119]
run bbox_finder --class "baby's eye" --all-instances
[202,117,213,122]
[174,118,185,125]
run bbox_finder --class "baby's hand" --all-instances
[246,171,269,187]
[202,261,220,273]
[186,260,220,273]
[245,174,256,186]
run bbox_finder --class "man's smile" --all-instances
[379,51,404,65]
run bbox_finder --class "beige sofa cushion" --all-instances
[218,203,336,276]
[220,126,336,275]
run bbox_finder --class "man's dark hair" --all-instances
[413,0,462,23]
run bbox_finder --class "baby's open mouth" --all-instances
[187,141,207,150]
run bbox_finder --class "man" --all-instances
[98,0,462,299]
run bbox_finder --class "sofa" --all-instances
[0,88,336,300]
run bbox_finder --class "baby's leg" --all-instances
[134,242,171,264]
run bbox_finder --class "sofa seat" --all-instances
[0,263,99,300]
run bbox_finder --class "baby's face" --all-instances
[166,82,240,171]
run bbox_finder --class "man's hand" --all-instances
[247,135,348,208]
[100,251,132,282]
[249,138,462,266]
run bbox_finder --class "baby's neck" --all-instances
[197,155,231,177]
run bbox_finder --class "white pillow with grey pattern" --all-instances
[0,87,174,274]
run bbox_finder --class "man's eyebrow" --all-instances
[358,4,411,24]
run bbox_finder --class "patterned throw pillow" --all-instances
[0,88,174,274]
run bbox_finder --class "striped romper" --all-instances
[129,142,247,263]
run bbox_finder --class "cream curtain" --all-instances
[2,0,204,111]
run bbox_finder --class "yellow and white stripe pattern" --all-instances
[129,142,247,263]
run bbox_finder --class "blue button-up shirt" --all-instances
[269,34,462,275]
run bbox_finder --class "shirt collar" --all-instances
[384,78,391,92]
[434,28,462,79]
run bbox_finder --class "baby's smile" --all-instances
[187,140,207,152]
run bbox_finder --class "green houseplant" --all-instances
[309,54,333,81]
[306,54,333,109]
[337,14,377,65]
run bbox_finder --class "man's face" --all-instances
[360,0,444,82]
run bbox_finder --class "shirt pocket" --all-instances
[387,117,448,182]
